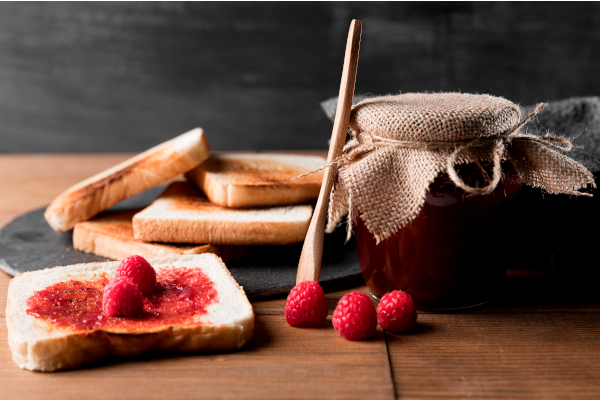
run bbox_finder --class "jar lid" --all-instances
[349,93,521,142]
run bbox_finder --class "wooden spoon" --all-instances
[296,19,362,284]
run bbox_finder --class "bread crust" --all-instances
[185,153,325,208]
[73,209,247,262]
[8,321,254,372]
[6,254,254,372]
[134,217,310,246]
[132,182,313,245]
[44,128,211,232]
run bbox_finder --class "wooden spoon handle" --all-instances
[296,19,362,284]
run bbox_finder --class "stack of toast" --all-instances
[39,128,325,260]
[7,128,326,371]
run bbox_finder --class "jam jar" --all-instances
[354,163,522,310]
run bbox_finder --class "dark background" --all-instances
[1,2,599,153]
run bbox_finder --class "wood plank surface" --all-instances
[1,154,599,399]
[0,154,136,227]
[388,270,600,399]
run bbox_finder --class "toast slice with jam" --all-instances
[7,254,254,372]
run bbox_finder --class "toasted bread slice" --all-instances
[132,182,313,245]
[185,153,325,208]
[7,254,254,372]
[73,209,247,262]
[44,128,211,232]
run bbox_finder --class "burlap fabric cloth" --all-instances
[326,93,596,243]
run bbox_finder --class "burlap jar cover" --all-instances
[325,93,596,243]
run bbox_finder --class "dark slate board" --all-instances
[0,188,362,300]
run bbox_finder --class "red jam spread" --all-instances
[26,267,218,332]
[355,163,522,310]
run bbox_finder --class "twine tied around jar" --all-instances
[301,93,597,243]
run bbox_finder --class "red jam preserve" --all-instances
[26,267,218,332]
[355,163,522,310]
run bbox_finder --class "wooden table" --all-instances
[1,154,599,400]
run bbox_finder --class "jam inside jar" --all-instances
[354,162,523,310]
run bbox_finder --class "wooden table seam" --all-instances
[383,330,399,400]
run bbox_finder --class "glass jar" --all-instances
[354,163,522,310]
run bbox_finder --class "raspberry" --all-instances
[332,292,377,340]
[102,277,144,316]
[284,281,328,326]
[115,255,156,294]
[376,290,417,332]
